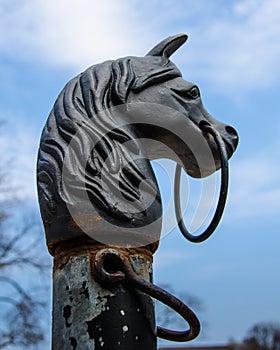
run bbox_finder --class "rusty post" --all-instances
[51,240,157,349]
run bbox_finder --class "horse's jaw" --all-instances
[142,130,222,179]
[122,115,232,180]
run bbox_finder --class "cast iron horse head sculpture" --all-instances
[37,34,238,253]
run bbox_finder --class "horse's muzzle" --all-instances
[199,120,239,159]
[222,125,239,158]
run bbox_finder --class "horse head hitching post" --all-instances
[37,34,238,349]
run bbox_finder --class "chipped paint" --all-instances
[52,255,113,349]
[122,325,129,333]
[120,310,125,316]
[99,337,104,347]
[52,252,156,349]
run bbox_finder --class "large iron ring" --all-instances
[174,123,229,243]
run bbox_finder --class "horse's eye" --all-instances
[188,86,200,99]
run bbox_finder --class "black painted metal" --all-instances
[52,251,156,350]
[88,270,156,349]
[174,122,229,243]
[37,33,238,252]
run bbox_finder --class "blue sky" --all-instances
[1,0,280,347]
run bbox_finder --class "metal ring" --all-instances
[174,123,229,243]
[93,248,200,342]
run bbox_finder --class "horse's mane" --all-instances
[37,55,181,227]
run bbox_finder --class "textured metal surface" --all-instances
[52,251,156,349]
[37,34,238,251]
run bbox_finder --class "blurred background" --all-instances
[0,0,280,348]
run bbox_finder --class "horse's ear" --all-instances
[146,34,188,58]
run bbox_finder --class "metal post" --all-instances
[51,239,157,350]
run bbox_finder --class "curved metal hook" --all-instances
[93,249,200,342]
[174,123,229,243]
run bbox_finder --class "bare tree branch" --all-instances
[240,322,280,350]
[0,126,50,349]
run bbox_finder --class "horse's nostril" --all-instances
[199,120,211,131]
[225,125,238,138]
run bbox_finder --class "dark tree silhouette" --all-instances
[0,133,51,349]
[240,322,280,350]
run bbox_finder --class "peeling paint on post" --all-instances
[52,248,157,349]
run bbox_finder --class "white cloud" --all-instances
[0,0,156,70]
[1,0,280,93]
[182,0,280,93]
